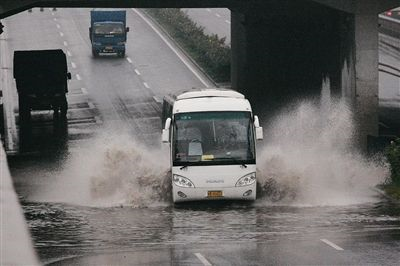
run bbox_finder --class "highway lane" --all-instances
[2,8,212,151]
[2,8,400,266]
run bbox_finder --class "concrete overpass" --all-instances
[0,0,399,148]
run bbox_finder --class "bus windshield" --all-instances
[173,111,255,166]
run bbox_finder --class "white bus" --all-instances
[162,88,263,203]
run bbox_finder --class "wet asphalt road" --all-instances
[2,8,400,265]
[16,199,400,265]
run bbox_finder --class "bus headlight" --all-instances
[235,172,256,187]
[173,174,195,188]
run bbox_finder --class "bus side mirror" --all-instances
[162,117,171,143]
[254,115,263,140]
[89,27,92,41]
[126,27,130,33]
[67,72,72,80]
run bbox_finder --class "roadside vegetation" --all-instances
[144,8,231,83]
[383,138,400,199]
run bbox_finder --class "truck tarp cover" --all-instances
[90,10,126,25]
[13,49,68,94]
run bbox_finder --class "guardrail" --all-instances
[379,15,400,38]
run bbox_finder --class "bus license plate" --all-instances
[105,46,113,50]
[208,191,223,198]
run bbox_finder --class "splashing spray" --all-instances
[256,83,388,206]
[34,131,171,207]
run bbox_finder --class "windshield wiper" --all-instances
[217,157,247,168]
[178,161,199,170]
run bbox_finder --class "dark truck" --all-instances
[13,49,71,123]
[89,10,129,57]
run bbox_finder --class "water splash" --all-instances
[341,59,351,98]
[33,131,171,207]
[257,98,389,206]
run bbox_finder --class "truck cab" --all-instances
[89,10,129,57]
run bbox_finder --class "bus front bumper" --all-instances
[172,184,256,203]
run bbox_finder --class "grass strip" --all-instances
[144,8,231,83]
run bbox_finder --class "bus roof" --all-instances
[176,88,245,100]
[173,95,252,114]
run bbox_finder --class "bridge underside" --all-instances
[231,1,349,112]
[0,0,398,19]
[230,0,398,149]
[0,0,398,149]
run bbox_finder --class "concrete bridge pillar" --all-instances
[353,1,380,148]
[231,0,381,149]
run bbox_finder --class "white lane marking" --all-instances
[54,18,57,21]
[320,239,344,251]
[126,57,132,63]
[194,253,212,266]
[71,62,77,68]
[67,51,72,57]
[206,9,211,12]
[134,69,141,75]
[81,87,88,94]
[76,74,82,81]
[63,41,68,46]
[132,8,210,88]
[215,13,221,18]
[59,32,64,37]
[225,20,231,24]
[56,24,60,29]
[143,82,150,89]
[52,12,55,16]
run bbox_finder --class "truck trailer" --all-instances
[162,88,263,203]
[13,49,71,123]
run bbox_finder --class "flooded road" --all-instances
[8,85,399,265]
[15,196,400,265]
[3,7,400,265]
[8,138,400,265]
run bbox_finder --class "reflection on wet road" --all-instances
[19,199,400,265]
